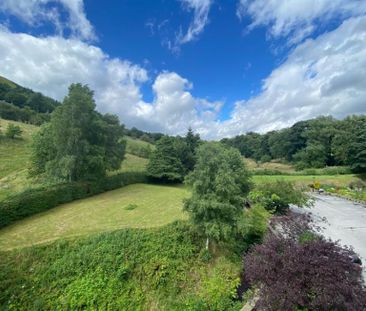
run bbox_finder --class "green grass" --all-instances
[0,119,39,200]
[0,183,190,250]
[116,153,148,173]
[125,136,154,150]
[253,174,361,187]
[0,75,17,88]
[244,158,295,173]
[0,118,151,200]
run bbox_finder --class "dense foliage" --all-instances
[0,171,147,229]
[0,76,59,113]
[184,143,252,248]
[0,221,244,310]
[0,101,51,125]
[244,214,366,310]
[249,180,311,214]
[30,84,126,182]
[147,128,201,182]
[222,115,366,172]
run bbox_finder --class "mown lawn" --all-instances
[0,183,190,250]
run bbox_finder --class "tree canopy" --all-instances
[147,128,201,182]
[30,83,126,182]
[184,142,252,248]
[222,115,366,172]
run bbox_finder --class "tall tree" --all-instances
[182,127,201,171]
[184,143,252,250]
[147,136,185,182]
[30,84,125,181]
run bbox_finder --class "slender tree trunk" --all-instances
[206,237,209,250]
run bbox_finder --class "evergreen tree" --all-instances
[183,127,201,171]
[147,136,185,182]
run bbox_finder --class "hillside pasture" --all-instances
[0,183,189,250]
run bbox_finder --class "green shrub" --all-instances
[5,123,22,139]
[249,180,311,214]
[0,171,147,228]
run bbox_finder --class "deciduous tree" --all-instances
[184,143,252,250]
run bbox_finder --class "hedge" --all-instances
[0,171,147,229]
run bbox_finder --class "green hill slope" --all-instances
[0,119,39,200]
[0,118,151,200]
[0,76,17,88]
[0,221,242,310]
[0,184,189,250]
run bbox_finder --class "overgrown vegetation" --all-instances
[249,180,311,214]
[0,221,245,310]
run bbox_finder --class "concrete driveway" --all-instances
[293,193,366,278]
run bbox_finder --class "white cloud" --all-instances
[219,16,366,136]
[0,28,222,137]
[174,0,212,50]
[137,72,222,136]
[0,14,365,139]
[0,0,96,41]
[237,0,366,44]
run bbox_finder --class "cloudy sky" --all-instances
[0,0,365,138]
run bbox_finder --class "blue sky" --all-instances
[0,0,366,138]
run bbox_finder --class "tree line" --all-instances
[222,115,366,172]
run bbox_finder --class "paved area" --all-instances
[293,193,366,278]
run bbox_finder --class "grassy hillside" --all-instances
[0,118,151,200]
[0,76,17,88]
[0,119,39,200]
[0,184,189,250]
[0,221,242,310]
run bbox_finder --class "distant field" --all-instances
[116,153,148,173]
[125,136,155,151]
[0,183,190,250]
[253,174,361,187]
[244,158,295,173]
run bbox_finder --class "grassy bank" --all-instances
[0,184,189,250]
[0,221,242,310]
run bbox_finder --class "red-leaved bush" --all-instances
[244,214,366,310]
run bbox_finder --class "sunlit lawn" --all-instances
[0,183,190,250]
